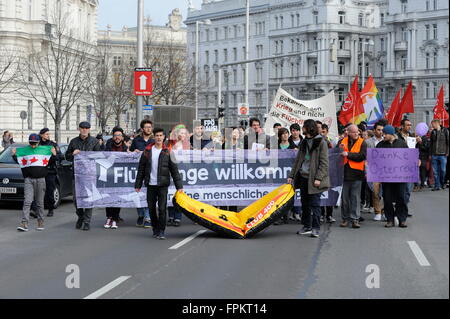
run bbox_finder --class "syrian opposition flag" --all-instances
[16,145,53,168]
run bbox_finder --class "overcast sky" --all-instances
[97,0,203,30]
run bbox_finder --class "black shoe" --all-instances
[407,213,413,217]
[152,228,159,238]
[157,232,166,240]
[136,216,144,227]
[118,216,124,222]
[359,217,365,222]
[432,188,440,191]
[76,218,83,229]
[30,211,38,219]
[82,223,90,231]
[167,219,174,226]
[47,210,54,217]
[173,220,180,227]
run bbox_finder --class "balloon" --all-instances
[415,122,429,136]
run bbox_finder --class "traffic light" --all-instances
[330,43,337,62]
[218,107,225,118]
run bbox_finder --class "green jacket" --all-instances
[288,135,330,194]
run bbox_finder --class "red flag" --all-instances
[386,87,402,127]
[339,75,365,126]
[433,86,449,127]
[400,80,414,114]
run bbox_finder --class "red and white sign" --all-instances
[134,68,153,96]
[238,103,249,116]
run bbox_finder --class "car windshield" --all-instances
[0,144,26,164]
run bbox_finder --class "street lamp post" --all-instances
[245,0,250,106]
[195,19,211,121]
[136,0,144,131]
[361,39,375,88]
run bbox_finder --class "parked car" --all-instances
[0,144,73,208]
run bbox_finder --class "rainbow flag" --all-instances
[360,75,384,128]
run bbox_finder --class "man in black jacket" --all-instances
[429,119,449,191]
[65,121,101,231]
[376,125,410,228]
[38,128,63,217]
[135,128,184,239]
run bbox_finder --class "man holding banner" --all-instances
[375,125,410,228]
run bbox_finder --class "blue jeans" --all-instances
[299,176,321,231]
[168,206,182,221]
[405,183,414,204]
[137,207,150,221]
[432,155,447,189]
[292,206,301,216]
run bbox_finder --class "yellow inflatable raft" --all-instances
[173,184,295,239]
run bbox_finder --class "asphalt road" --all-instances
[0,187,448,299]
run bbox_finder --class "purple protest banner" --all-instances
[367,148,419,183]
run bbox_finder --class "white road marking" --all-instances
[84,276,131,299]
[169,229,207,250]
[407,241,431,267]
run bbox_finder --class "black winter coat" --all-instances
[134,144,183,190]
[39,139,63,174]
[65,135,101,162]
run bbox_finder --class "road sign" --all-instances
[20,111,27,120]
[134,68,153,96]
[238,103,249,116]
[143,105,153,111]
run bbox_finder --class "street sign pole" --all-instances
[136,0,144,131]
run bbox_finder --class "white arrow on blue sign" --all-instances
[143,105,153,110]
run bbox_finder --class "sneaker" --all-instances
[310,229,320,238]
[173,220,181,227]
[352,221,360,229]
[167,219,174,227]
[111,221,118,229]
[152,228,159,238]
[339,221,348,227]
[295,214,301,222]
[362,206,370,213]
[136,216,144,227]
[17,222,29,232]
[36,220,45,231]
[157,232,166,240]
[82,223,90,231]
[368,207,374,213]
[47,210,54,217]
[373,214,383,221]
[359,216,365,222]
[381,214,387,221]
[326,216,336,223]
[432,188,440,191]
[296,227,312,235]
[143,220,152,228]
[394,217,399,227]
[399,222,408,228]
[104,218,112,229]
[385,222,395,228]
[320,216,325,224]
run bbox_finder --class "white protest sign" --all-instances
[406,136,416,149]
[264,88,339,141]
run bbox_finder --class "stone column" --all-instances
[407,29,412,69]
[387,33,391,70]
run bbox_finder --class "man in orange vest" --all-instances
[338,124,367,228]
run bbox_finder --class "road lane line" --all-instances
[169,229,207,250]
[407,241,431,267]
[84,276,131,299]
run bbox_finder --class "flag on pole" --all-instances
[360,75,384,128]
[16,145,53,168]
[433,86,449,127]
[339,75,366,126]
[386,87,402,127]
[400,80,414,114]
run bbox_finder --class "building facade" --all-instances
[185,0,449,126]
[97,9,187,132]
[0,0,99,144]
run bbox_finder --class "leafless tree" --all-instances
[0,48,19,98]
[19,3,96,142]
[85,45,115,134]
[110,62,134,127]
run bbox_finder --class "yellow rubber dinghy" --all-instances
[173,184,295,239]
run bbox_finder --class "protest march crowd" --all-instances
[6,110,449,240]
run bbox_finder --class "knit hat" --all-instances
[383,125,395,135]
[39,127,49,135]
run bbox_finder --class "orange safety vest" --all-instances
[341,137,365,171]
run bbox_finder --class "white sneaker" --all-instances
[111,221,118,229]
[394,217,399,226]
[381,214,387,221]
[104,218,112,229]
[295,215,301,222]
[373,214,382,221]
